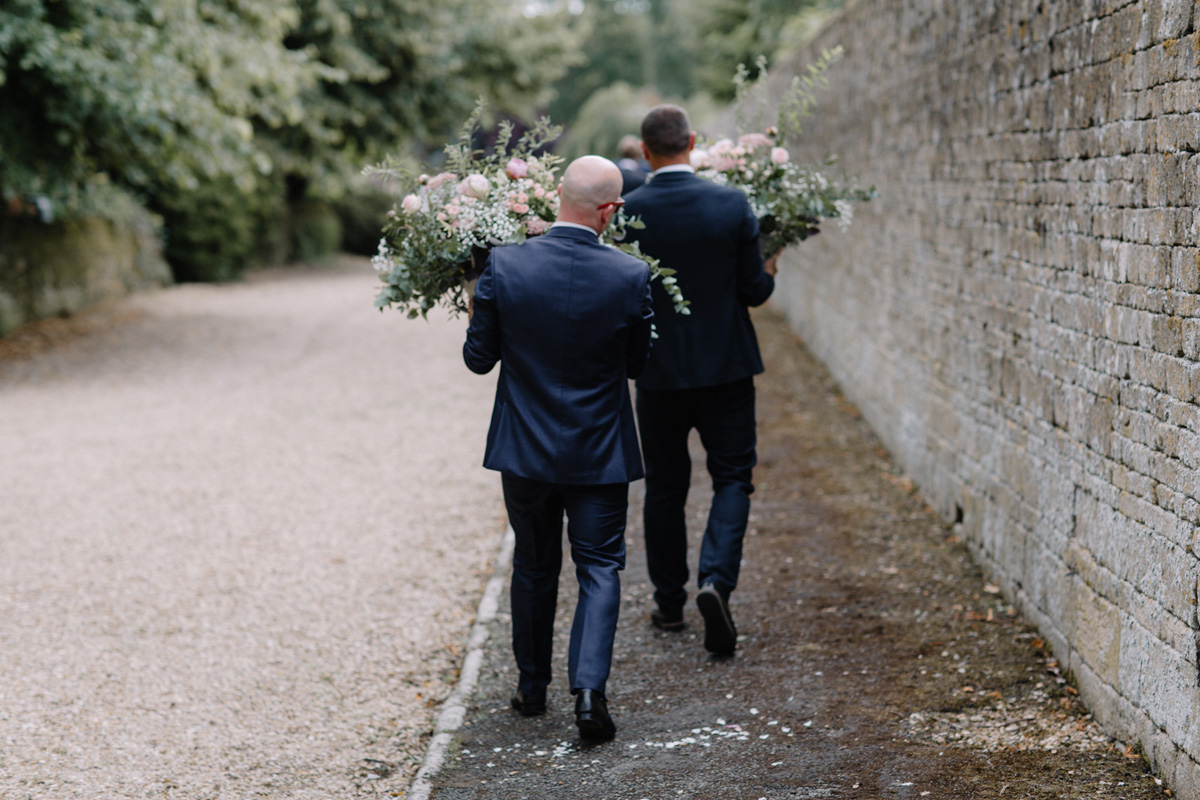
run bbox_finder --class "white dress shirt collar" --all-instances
[550,221,601,238]
[652,164,695,176]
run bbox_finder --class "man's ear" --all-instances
[640,141,651,161]
[687,131,696,152]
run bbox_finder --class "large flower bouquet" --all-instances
[694,49,876,256]
[691,131,876,255]
[365,105,686,319]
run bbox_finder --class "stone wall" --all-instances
[770,0,1200,794]
[0,216,171,336]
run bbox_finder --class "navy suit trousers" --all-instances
[501,474,627,699]
[636,377,757,616]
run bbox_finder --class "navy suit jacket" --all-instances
[622,170,774,391]
[463,226,654,484]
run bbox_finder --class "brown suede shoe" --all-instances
[650,608,686,632]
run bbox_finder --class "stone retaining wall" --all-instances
[771,1,1200,794]
[0,216,171,336]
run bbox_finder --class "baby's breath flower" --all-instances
[371,239,394,273]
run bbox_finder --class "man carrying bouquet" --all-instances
[463,155,654,740]
[622,104,776,657]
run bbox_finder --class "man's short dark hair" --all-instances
[641,105,691,157]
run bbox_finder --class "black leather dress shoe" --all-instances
[696,584,737,655]
[510,689,546,717]
[574,689,616,740]
[650,608,685,632]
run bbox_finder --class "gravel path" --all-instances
[0,259,507,799]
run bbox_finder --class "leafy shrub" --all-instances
[153,176,286,282]
[556,82,721,163]
[288,199,344,263]
[334,182,394,256]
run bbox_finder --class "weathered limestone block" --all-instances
[0,216,170,335]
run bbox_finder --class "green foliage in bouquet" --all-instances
[365,102,687,319]
[609,208,689,317]
[694,49,877,255]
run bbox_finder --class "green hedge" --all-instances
[154,176,285,282]
[335,184,393,257]
[289,199,343,263]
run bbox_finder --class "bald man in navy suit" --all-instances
[464,156,654,740]
[621,105,778,657]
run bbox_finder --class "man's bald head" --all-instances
[556,156,624,231]
[560,156,623,210]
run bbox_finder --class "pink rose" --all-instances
[458,174,490,200]
[770,147,790,165]
[710,154,738,172]
[525,218,551,235]
[444,203,460,219]
[738,132,772,152]
[689,149,710,169]
[510,202,530,214]
[506,158,528,179]
[400,194,422,215]
[708,138,735,155]
[426,172,457,191]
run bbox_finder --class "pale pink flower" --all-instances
[426,172,457,191]
[709,138,735,155]
[534,185,547,199]
[458,174,490,199]
[400,194,422,215]
[770,147,790,165]
[525,218,551,235]
[510,202,530,214]
[444,203,460,219]
[738,132,773,152]
[506,158,529,179]
[689,149,710,169]
[710,153,738,172]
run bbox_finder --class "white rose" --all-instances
[458,174,490,200]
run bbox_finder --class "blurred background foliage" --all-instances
[0,0,838,282]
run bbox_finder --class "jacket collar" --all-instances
[545,223,601,242]
[652,164,695,176]
[646,169,698,185]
